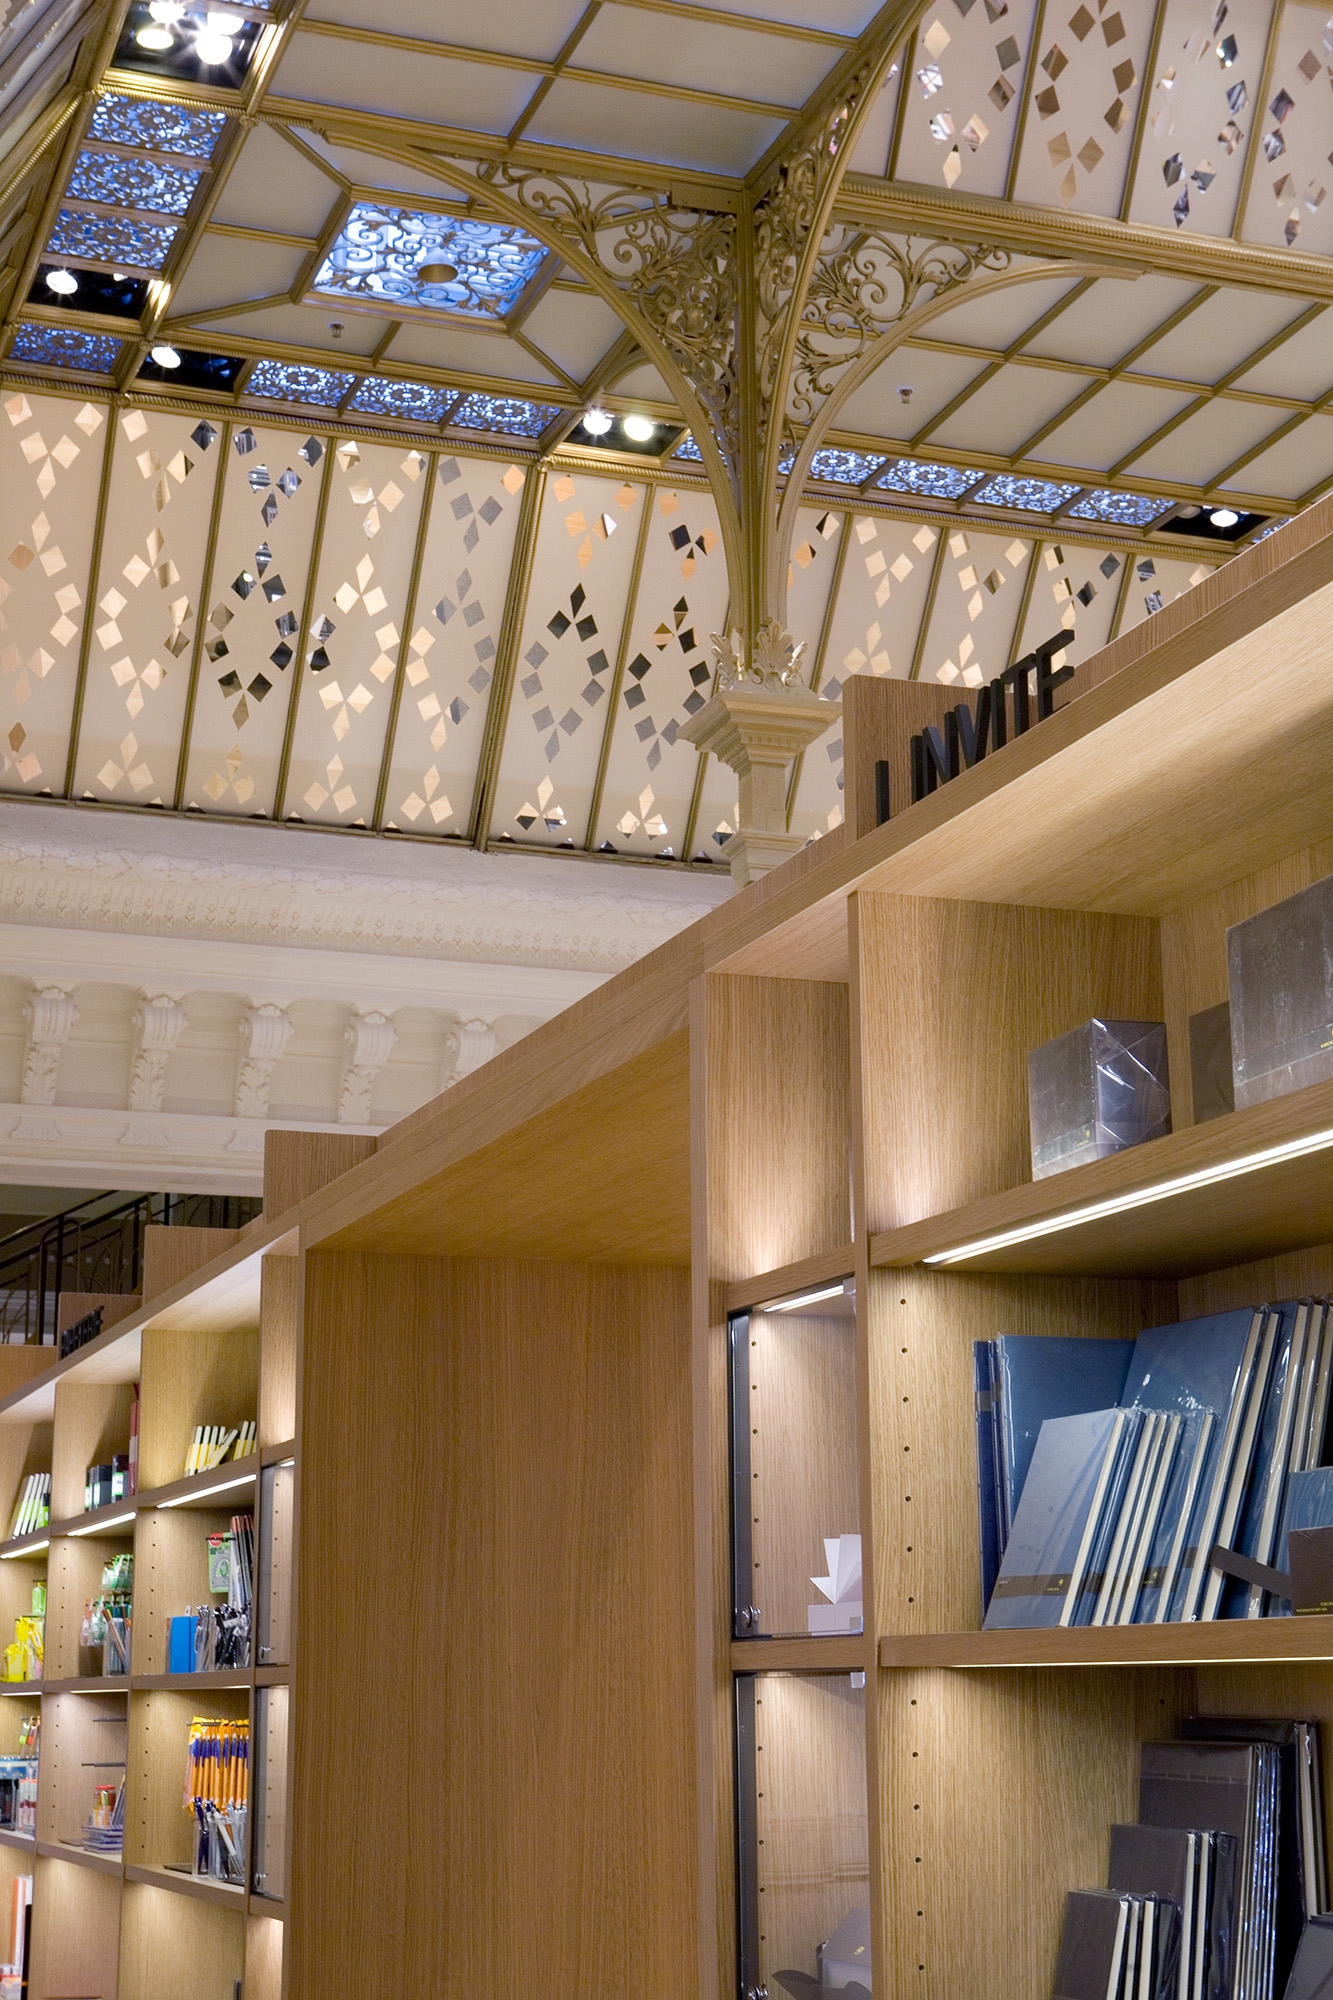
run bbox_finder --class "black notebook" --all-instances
[1053,1889,1131,2000]
[1139,1740,1266,2000]
[1284,1915,1333,2000]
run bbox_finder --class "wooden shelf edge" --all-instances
[0,1682,43,1699]
[878,1614,1333,1669]
[254,1665,290,1687]
[260,1437,297,1467]
[43,1677,127,1695]
[136,1455,261,1515]
[731,1635,869,1673]
[724,1246,856,1315]
[0,1829,34,1850]
[38,1838,122,1875]
[125,1861,246,1907]
[132,1671,253,1691]
[248,1893,286,1920]
[0,1532,50,1562]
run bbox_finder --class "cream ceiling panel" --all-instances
[1036,379,1200,469]
[1237,0,1333,254]
[190,305,393,359]
[1010,0,1154,212]
[272,30,537,131]
[701,0,876,25]
[380,451,527,837]
[894,0,1040,199]
[590,482,731,858]
[518,291,631,382]
[573,6,833,104]
[1117,551,1209,632]
[842,60,904,177]
[1221,411,1333,499]
[210,126,340,241]
[71,410,221,809]
[917,521,1035,685]
[839,343,987,438]
[1121,395,1289,482]
[0,391,104,801]
[919,273,1085,350]
[169,236,308,320]
[1013,537,1124,665]
[282,438,430,827]
[490,470,643,847]
[1130,286,1310,379]
[522,78,786,176]
[1020,274,1206,366]
[301,0,586,61]
[1229,305,1333,396]
[296,135,459,201]
[179,420,328,816]
[385,323,562,385]
[1126,0,1275,236]
[926,361,1098,453]
[608,361,675,403]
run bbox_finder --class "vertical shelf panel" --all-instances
[137,1328,259,1494]
[258,1252,299,1451]
[118,1879,244,2000]
[52,1382,135,1522]
[31,1850,122,2000]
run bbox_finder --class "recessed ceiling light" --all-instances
[193,26,233,61]
[150,343,181,368]
[622,413,656,442]
[1209,507,1239,528]
[582,407,613,436]
[417,261,459,285]
[45,269,78,295]
[136,21,175,45]
[148,0,185,17]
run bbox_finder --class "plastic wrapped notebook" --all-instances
[984,1408,1142,1630]
[1139,1739,1275,2000]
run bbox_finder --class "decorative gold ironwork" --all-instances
[711,620,808,692]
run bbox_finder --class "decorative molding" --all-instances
[443,1016,497,1089]
[19,983,77,1105]
[235,1002,294,1120]
[128,994,187,1113]
[338,1008,397,1125]
[0,1102,378,1195]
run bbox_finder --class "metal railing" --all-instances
[0,1190,264,1347]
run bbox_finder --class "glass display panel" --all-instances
[736,1671,871,2000]
[730,1280,860,1640]
[251,1682,288,1902]
[256,1459,294,1666]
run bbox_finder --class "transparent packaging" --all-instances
[256,1459,294,1666]
[1027,1019,1171,1180]
[1228,875,1333,1109]
[736,1672,871,1998]
[730,1280,859,1641]
[251,1683,288,1902]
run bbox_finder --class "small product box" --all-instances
[1027,1018,1171,1180]
[1228,874,1333,1109]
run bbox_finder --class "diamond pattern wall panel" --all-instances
[917,522,1036,685]
[1010,537,1124,665]
[896,0,1040,196]
[0,391,104,798]
[1010,0,1155,210]
[1237,0,1333,254]
[71,409,220,805]
[1126,0,1274,233]
[1116,549,1211,630]
[381,452,527,837]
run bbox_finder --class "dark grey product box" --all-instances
[1027,1018,1171,1181]
[1229,874,1333,1109]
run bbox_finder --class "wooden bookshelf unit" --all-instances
[8,502,1333,1996]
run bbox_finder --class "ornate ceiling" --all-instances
[0,0,1328,864]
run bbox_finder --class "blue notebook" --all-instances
[985,1408,1137,1630]
[993,1334,1135,1543]
[1220,1301,1304,1618]
[1273,1467,1333,1613]
[1134,1408,1215,1623]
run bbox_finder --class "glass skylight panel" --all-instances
[311,207,548,322]
[1066,489,1178,527]
[876,458,984,500]
[245,359,355,406]
[10,323,122,371]
[66,150,203,216]
[971,473,1082,513]
[450,394,561,438]
[86,93,225,159]
[807,448,887,485]
[347,376,454,422]
[47,209,177,271]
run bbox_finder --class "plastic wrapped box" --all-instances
[1027,1019,1171,1180]
[1229,875,1333,1110]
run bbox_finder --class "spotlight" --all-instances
[621,413,656,442]
[136,22,175,45]
[44,269,78,296]
[150,343,181,368]
[417,262,459,285]
[1209,507,1239,528]
[148,1,185,17]
[582,407,614,436]
[193,24,234,62]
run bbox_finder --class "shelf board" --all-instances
[137,1456,260,1514]
[54,1497,137,1540]
[38,1837,122,1875]
[254,1664,290,1687]
[0,1828,33,1850]
[261,1437,297,1467]
[731,1635,869,1673]
[0,1682,42,1699]
[724,1246,856,1315]
[878,1614,1333,1669]
[869,1076,1333,1277]
[133,1671,252,1692]
[43,1677,127,1696]
[125,1861,246,1908]
[0,1531,49,1564]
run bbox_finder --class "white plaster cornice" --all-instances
[0,1102,376,1195]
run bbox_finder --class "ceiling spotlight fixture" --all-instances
[194,11,241,62]
[136,21,175,45]
[582,407,614,436]
[1209,506,1240,528]
[148,0,185,17]
[150,343,181,368]
[44,268,78,295]
[621,413,656,442]
[417,261,459,285]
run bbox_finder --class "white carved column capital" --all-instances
[129,993,188,1112]
[338,1009,396,1125]
[20,984,78,1105]
[235,1001,294,1119]
[444,1016,497,1088]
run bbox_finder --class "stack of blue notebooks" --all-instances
[979,1303,1333,1629]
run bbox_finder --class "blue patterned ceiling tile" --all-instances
[245,359,356,407]
[876,457,985,500]
[1066,488,1178,527]
[87,93,226,159]
[347,376,454,422]
[47,209,177,271]
[807,447,888,485]
[970,473,1083,513]
[66,149,204,217]
[672,433,703,462]
[10,322,122,372]
[311,205,548,320]
[450,393,561,438]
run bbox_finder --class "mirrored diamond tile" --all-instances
[876,458,984,499]
[971,473,1082,513]
[9,322,122,372]
[47,209,177,271]
[311,206,547,321]
[245,359,355,406]
[347,376,454,421]
[807,448,888,485]
[66,151,204,216]
[450,393,561,438]
[86,94,226,158]
[1066,488,1177,526]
